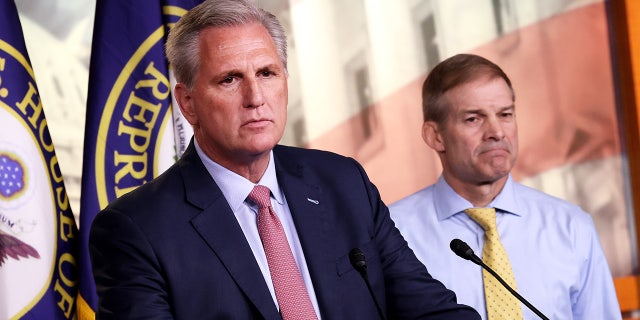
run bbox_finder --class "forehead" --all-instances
[198,23,280,64]
[446,76,513,112]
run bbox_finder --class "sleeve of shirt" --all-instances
[571,210,622,320]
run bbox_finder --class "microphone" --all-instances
[449,239,550,320]
[349,248,386,320]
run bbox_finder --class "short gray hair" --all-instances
[165,0,288,89]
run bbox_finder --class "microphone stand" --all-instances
[349,248,387,320]
[450,239,550,320]
[475,258,549,320]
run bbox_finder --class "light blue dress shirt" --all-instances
[389,175,621,320]
[194,141,321,318]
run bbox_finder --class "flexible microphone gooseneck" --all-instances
[349,248,387,320]
[449,239,550,320]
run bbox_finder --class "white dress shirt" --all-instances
[195,141,321,318]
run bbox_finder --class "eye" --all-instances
[220,76,235,84]
[259,70,274,77]
[465,116,479,123]
[500,111,514,119]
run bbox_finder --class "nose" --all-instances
[243,78,265,109]
[484,116,505,141]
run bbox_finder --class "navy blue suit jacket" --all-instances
[89,142,480,319]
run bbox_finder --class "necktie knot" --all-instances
[465,207,497,233]
[248,185,272,209]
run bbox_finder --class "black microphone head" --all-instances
[349,248,367,271]
[450,238,475,261]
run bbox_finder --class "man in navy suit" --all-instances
[88,0,480,319]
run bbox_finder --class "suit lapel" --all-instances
[276,165,328,261]
[274,148,336,312]
[179,143,280,319]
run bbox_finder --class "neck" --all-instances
[230,157,270,183]
[445,174,508,207]
[196,140,271,183]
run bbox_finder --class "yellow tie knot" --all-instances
[464,207,497,231]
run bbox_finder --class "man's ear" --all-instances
[174,83,197,126]
[422,121,445,152]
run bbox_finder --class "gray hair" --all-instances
[165,0,288,89]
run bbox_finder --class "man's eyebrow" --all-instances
[460,104,514,115]
[257,62,283,72]
[212,68,242,79]
[499,105,516,112]
[461,108,483,115]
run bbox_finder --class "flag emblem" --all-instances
[0,1,78,318]
[0,153,26,199]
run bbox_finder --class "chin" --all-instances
[488,160,514,174]
[489,171,510,181]
[475,166,509,181]
[245,140,278,155]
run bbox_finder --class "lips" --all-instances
[478,143,510,155]
[243,118,271,128]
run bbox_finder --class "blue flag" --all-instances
[0,1,78,319]
[77,1,199,318]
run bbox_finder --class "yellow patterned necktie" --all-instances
[465,207,523,320]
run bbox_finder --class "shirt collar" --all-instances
[194,140,283,211]
[433,174,521,220]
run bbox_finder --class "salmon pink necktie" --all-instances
[248,185,318,320]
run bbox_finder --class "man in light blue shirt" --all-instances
[390,53,621,319]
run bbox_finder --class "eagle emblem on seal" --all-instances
[0,229,40,266]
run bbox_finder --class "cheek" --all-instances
[197,100,237,130]
[271,85,288,108]
[458,143,477,161]
[268,84,288,118]
[448,131,478,154]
